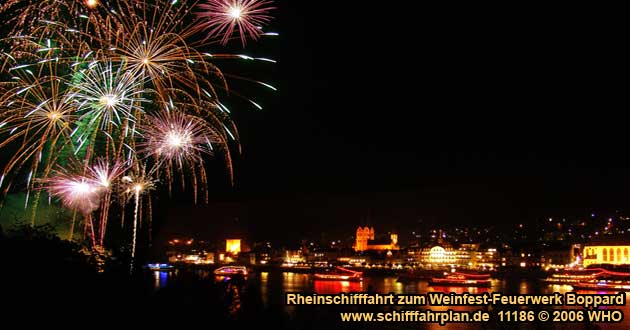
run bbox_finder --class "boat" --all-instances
[397,269,442,282]
[571,269,630,291]
[146,263,175,271]
[542,268,605,285]
[429,272,491,287]
[281,263,313,271]
[314,266,363,282]
[213,266,248,277]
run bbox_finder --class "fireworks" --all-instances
[138,109,228,203]
[196,0,276,46]
[106,5,222,97]
[43,171,102,216]
[42,159,125,248]
[85,0,99,9]
[121,170,155,273]
[73,61,148,130]
[0,0,276,256]
[86,158,128,189]
[0,0,86,37]
[140,111,217,169]
[0,66,77,196]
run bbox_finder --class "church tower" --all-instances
[354,226,374,251]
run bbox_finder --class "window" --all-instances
[610,248,615,262]
[603,249,607,261]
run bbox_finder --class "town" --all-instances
[162,211,630,273]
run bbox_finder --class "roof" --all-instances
[585,235,630,246]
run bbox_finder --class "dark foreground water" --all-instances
[143,269,630,330]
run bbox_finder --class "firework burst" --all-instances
[0,0,277,255]
[73,60,148,130]
[43,170,102,216]
[0,64,77,197]
[41,158,127,245]
[120,170,155,272]
[138,110,226,203]
[86,158,128,189]
[140,111,217,169]
[196,0,276,46]
[0,0,86,37]
[78,0,230,101]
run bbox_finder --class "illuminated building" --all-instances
[469,247,499,270]
[282,250,306,266]
[541,244,582,269]
[419,245,471,268]
[251,252,271,265]
[419,236,470,268]
[168,238,193,246]
[503,251,542,269]
[168,252,214,264]
[415,239,499,269]
[306,250,343,264]
[427,246,455,264]
[166,237,214,264]
[337,256,370,266]
[583,242,630,267]
[353,226,399,252]
[354,226,374,251]
[226,239,241,255]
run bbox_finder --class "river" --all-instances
[145,269,629,329]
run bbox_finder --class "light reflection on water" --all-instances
[274,272,630,330]
[313,280,363,294]
[150,270,630,329]
[283,272,311,292]
[152,271,169,290]
[260,272,269,307]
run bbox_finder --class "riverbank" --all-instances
[170,263,550,279]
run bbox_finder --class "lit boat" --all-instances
[397,270,441,282]
[314,266,363,282]
[146,263,175,271]
[429,272,491,287]
[571,269,630,291]
[542,268,605,285]
[214,266,248,276]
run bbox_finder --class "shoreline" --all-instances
[165,263,550,279]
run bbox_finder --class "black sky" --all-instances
[154,3,628,243]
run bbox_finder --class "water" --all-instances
[147,269,630,329]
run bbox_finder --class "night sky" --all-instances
[151,3,628,244]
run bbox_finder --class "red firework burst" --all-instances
[196,0,275,46]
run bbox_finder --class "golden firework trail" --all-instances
[0,0,277,255]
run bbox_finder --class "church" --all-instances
[353,226,399,252]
